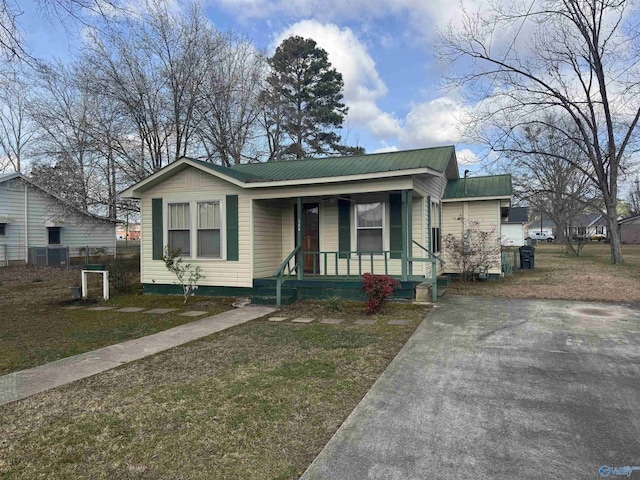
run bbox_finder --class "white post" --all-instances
[81,270,88,299]
[102,271,109,300]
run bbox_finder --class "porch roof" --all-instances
[442,174,512,201]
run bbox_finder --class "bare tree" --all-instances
[439,0,640,264]
[0,75,36,172]
[628,177,640,216]
[82,1,220,174]
[195,34,265,166]
[508,116,598,254]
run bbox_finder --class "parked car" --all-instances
[590,234,607,242]
[525,231,555,242]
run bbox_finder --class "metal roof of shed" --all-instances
[443,174,512,200]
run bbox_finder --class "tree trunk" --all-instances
[605,204,623,264]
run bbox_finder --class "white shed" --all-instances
[501,207,528,247]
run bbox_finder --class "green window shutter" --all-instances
[389,193,402,259]
[152,198,163,260]
[226,195,239,261]
[338,198,351,259]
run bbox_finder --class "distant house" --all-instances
[502,207,528,246]
[526,218,556,236]
[0,172,117,267]
[122,147,512,304]
[619,214,640,244]
[569,214,608,240]
[116,223,141,241]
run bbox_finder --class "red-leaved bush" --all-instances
[362,273,401,315]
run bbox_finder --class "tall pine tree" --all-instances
[262,36,363,161]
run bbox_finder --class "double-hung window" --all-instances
[197,201,221,258]
[431,202,441,254]
[356,202,384,253]
[168,203,191,255]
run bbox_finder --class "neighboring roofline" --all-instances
[2,172,117,224]
[0,172,21,184]
[121,157,446,197]
[619,214,640,224]
[442,195,511,203]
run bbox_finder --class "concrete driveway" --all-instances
[301,296,640,480]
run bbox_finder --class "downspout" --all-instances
[24,182,28,264]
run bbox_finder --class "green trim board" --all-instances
[143,284,255,296]
[151,198,163,260]
[226,195,239,261]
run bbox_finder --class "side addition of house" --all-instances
[122,147,512,304]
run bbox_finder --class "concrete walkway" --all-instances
[301,296,640,480]
[0,305,276,406]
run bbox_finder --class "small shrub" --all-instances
[362,273,400,315]
[32,277,43,283]
[106,254,140,294]
[323,296,344,313]
[162,247,205,304]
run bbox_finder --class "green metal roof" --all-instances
[443,174,512,199]
[189,159,263,182]
[222,146,455,182]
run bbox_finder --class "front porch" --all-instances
[253,190,444,305]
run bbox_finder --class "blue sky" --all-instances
[18,0,493,170]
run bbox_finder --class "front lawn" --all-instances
[0,304,428,479]
[0,265,234,375]
[447,243,640,303]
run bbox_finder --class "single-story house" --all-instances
[122,146,512,304]
[116,223,141,241]
[501,207,528,246]
[569,213,608,239]
[619,214,640,244]
[526,218,556,236]
[0,172,117,267]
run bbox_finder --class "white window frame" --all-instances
[48,227,61,245]
[354,201,386,254]
[196,200,223,259]
[167,202,191,257]
[165,199,226,260]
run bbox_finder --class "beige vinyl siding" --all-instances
[253,199,284,278]
[441,200,502,275]
[140,168,252,287]
[0,178,115,264]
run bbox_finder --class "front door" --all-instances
[295,203,320,274]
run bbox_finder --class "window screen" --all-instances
[356,202,383,253]
[168,203,191,255]
[197,202,221,258]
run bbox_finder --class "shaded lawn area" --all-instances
[0,266,234,375]
[0,304,428,479]
[448,243,640,303]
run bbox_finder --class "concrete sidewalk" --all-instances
[301,296,640,480]
[0,305,276,406]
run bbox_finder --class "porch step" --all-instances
[437,286,447,297]
[251,295,297,306]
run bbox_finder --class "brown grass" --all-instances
[447,243,640,303]
[0,303,428,479]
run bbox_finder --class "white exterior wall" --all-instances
[442,200,503,275]
[0,178,115,265]
[501,224,525,247]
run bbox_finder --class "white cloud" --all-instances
[456,148,480,165]
[399,96,470,147]
[372,145,399,154]
[273,20,402,139]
